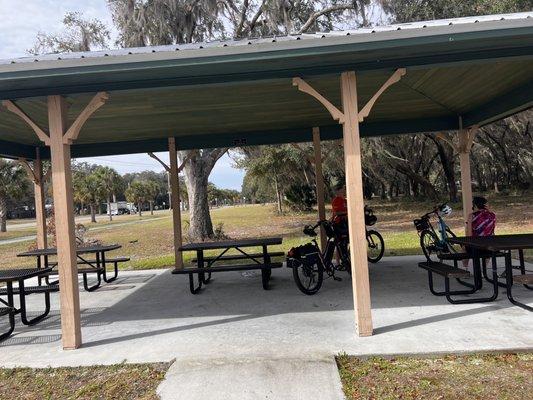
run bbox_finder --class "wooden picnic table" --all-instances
[174,237,283,294]
[448,234,533,311]
[0,267,57,342]
[18,244,124,291]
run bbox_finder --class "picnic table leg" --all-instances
[82,253,102,292]
[472,249,483,290]
[102,250,118,283]
[261,245,272,290]
[198,250,211,284]
[505,251,532,311]
[19,279,51,326]
[188,273,203,294]
[518,250,532,290]
[0,282,16,341]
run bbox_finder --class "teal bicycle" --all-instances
[414,204,462,262]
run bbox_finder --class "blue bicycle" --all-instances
[414,204,462,262]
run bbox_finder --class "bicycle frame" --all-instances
[420,207,454,250]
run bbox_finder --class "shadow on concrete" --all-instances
[1,256,531,348]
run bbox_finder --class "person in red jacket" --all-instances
[331,184,347,225]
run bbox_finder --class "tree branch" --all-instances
[298,4,355,34]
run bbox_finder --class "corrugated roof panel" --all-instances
[1,11,531,66]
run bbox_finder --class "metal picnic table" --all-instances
[17,244,124,291]
[173,237,284,294]
[448,233,533,311]
[0,267,56,341]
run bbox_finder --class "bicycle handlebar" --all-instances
[421,203,448,219]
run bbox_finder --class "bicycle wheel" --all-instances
[292,258,324,295]
[366,230,385,263]
[420,230,440,262]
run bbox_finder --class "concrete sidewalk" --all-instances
[157,356,345,400]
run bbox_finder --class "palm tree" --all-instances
[0,160,31,232]
[73,171,104,223]
[126,180,149,218]
[93,166,123,221]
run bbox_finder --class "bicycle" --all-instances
[364,206,385,263]
[414,204,462,262]
[287,219,350,295]
[287,209,385,295]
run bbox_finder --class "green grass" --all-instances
[337,353,533,400]
[0,362,169,400]
[1,195,531,271]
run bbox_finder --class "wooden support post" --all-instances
[168,138,184,269]
[34,148,47,249]
[459,149,472,234]
[458,127,477,235]
[293,69,404,337]
[312,128,327,250]
[48,95,82,349]
[340,71,373,337]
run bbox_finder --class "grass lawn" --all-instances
[337,353,533,400]
[0,363,169,400]
[1,194,531,270]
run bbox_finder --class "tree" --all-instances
[180,149,228,239]
[93,166,123,221]
[145,180,159,214]
[72,167,104,223]
[29,11,110,54]
[0,160,31,232]
[125,180,150,217]
[382,0,533,24]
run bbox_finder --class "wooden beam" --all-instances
[2,100,50,145]
[63,92,108,144]
[312,127,327,250]
[169,138,184,269]
[358,68,406,122]
[48,95,82,349]
[177,151,195,173]
[341,71,373,337]
[33,148,47,249]
[17,158,38,183]
[292,77,345,123]
[148,152,171,173]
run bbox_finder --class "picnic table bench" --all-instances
[173,237,283,294]
[418,234,532,310]
[18,244,128,291]
[448,234,533,311]
[0,267,56,341]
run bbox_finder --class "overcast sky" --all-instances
[0,0,245,190]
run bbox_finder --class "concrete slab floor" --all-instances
[0,255,531,369]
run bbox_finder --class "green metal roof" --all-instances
[0,12,532,159]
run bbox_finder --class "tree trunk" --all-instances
[185,167,213,240]
[431,136,458,202]
[181,149,227,241]
[274,176,283,214]
[149,200,154,215]
[90,204,96,223]
[0,196,7,232]
[107,197,112,221]
[138,201,142,217]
